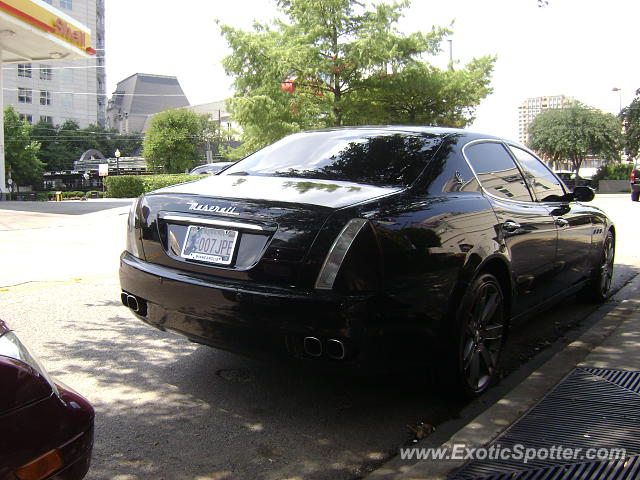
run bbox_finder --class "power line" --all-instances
[6,131,204,139]
[2,56,106,66]
[3,65,105,71]
[5,87,190,97]
[6,133,208,141]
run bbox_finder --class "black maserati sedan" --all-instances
[120,127,614,396]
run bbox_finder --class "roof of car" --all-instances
[298,125,511,143]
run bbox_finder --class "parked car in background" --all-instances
[631,164,640,201]
[120,126,614,397]
[189,162,236,175]
[554,170,594,190]
[0,319,94,479]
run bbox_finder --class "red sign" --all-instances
[54,18,86,48]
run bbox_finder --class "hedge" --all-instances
[593,163,633,182]
[103,174,203,198]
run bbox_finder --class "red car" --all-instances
[0,319,94,480]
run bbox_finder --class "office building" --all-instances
[518,95,572,145]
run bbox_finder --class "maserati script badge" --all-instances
[187,201,240,215]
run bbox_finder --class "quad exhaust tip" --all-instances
[127,295,140,312]
[303,336,322,357]
[326,339,346,360]
[121,292,147,316]
[302,336,346,360]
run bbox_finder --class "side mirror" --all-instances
[572,185,595,202]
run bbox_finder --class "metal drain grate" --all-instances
[451,368,640,479]
[581,367,640,394]
[466,455,640,480]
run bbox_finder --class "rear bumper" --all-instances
[119,252,414,370]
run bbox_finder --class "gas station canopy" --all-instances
[0,0,95,63]
[0,0,95,200]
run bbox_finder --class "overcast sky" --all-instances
[104,0,639,141]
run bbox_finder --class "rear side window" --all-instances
[464,142,533,201]
[509,146,566,201]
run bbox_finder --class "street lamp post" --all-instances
[612,87,622,113]
[114,149,121,176]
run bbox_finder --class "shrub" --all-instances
[593,163,633,182]
[104,174,202,198]
[140,174,198,192]
[103,176,145,198]
[62,191,86,199]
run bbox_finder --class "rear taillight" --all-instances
[315,219,369,290]
[632,169,636,183]
[126,197,141,258]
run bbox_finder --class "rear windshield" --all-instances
[221,130,444,188]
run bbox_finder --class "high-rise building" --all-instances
[3,0,106,128]
[518,95,572,145]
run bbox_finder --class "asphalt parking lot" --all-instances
[0,195,638,480]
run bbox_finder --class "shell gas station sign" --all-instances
[0,0,95,198]
[0,0,95,60]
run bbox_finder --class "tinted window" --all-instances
[436,149,481,194]
[509,147,566,201]
[464,142,532,201]
[222,131,443,188]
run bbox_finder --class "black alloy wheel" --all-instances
[456,273,506,397]
[632,190,640,202]
[599,231,615,298]
[581,230,615,303]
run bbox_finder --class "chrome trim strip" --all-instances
[162,214,265,231]
[315,218,368,290]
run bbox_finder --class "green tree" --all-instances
[57,120,87,163]
[619,88,640,162]
[200,116,239,160]
[4,106,43,190]
[143,109,205,173]
[528,102,622,176]
[31,120,64,170]
[350,60,494,126]
[90,126,142,158]
[31,120,86,170]
[220,0,495,156]
[32,120,144,170]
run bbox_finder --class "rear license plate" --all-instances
[181,225,238,265]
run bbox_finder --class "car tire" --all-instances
[580,230,615,303]
[632,190,640,202]
[444,272,506,398]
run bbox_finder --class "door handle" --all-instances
[555,218,569,228]
[502,221,521,233]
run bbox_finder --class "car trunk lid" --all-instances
[137,175,401,288]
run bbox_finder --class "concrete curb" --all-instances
[365,274,640,480]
